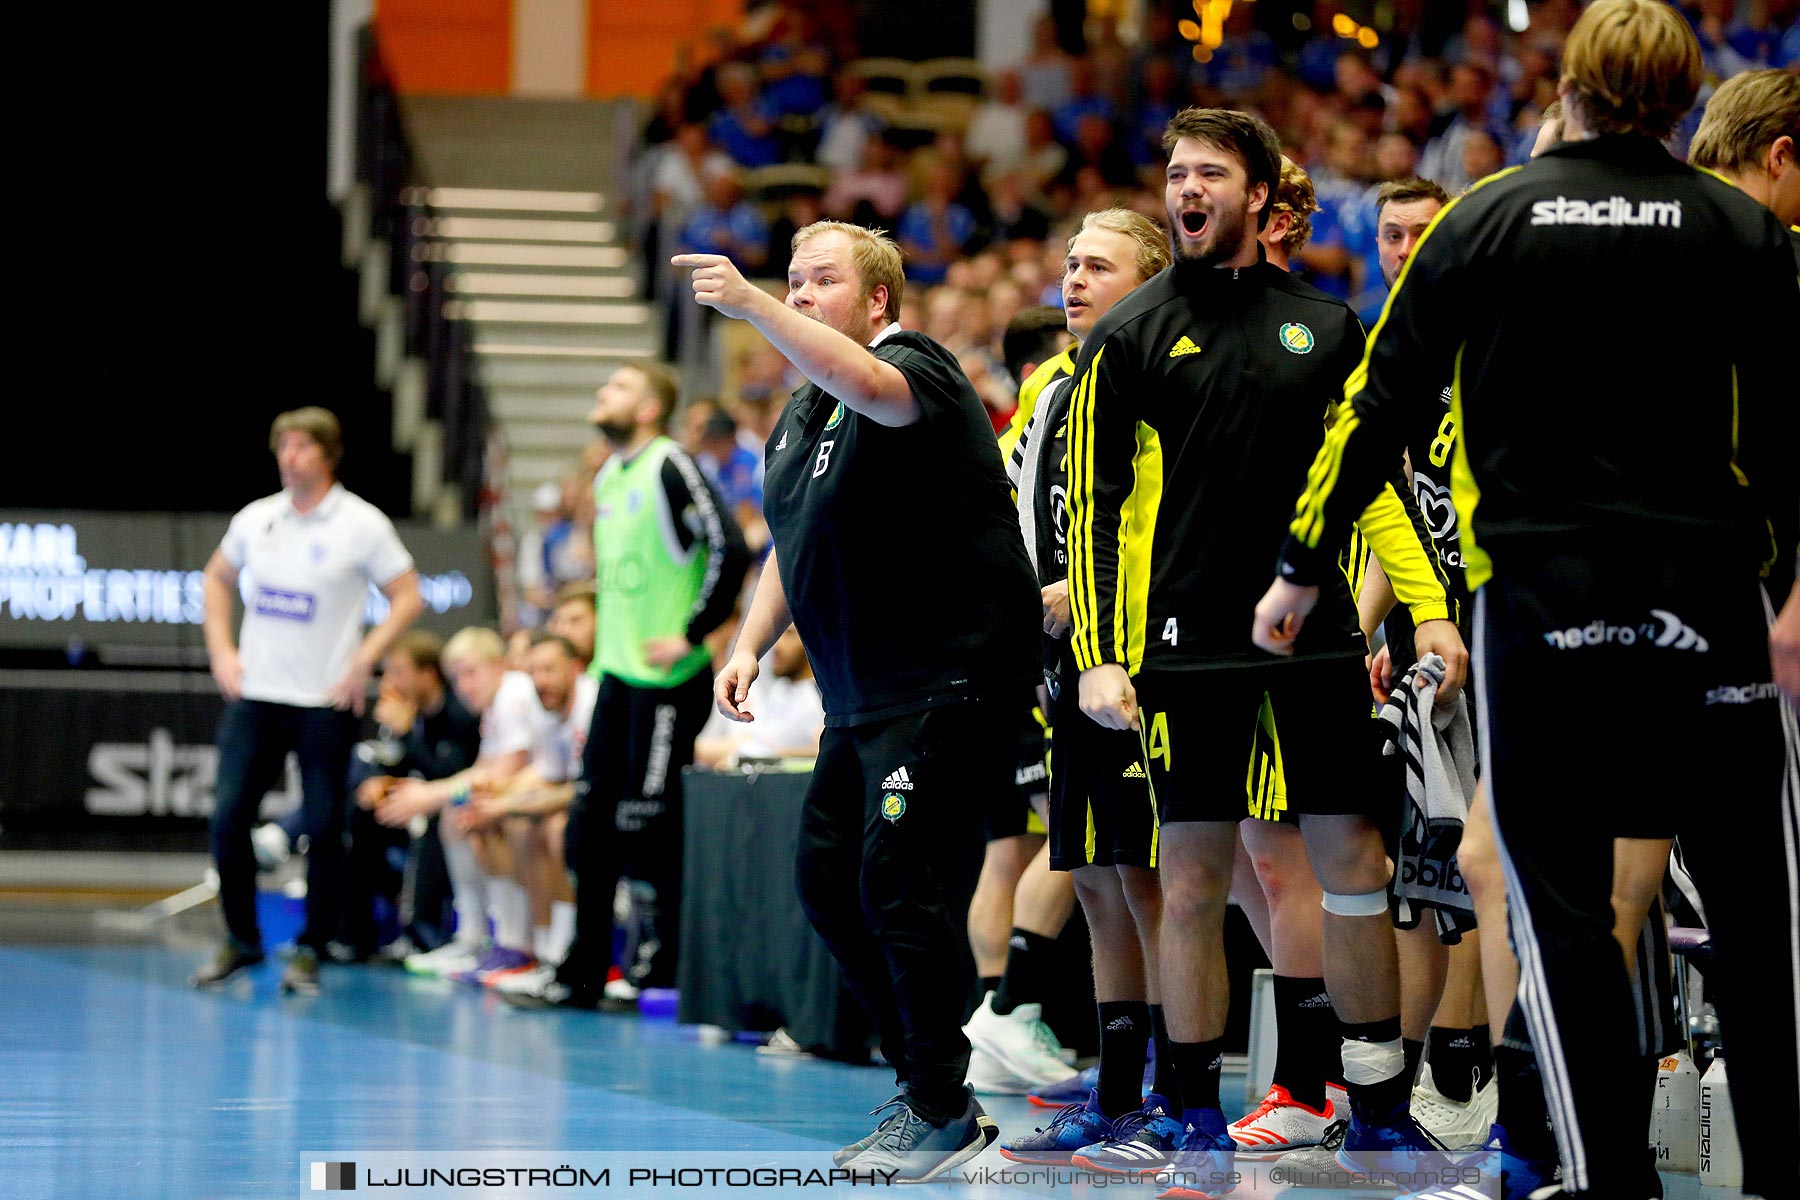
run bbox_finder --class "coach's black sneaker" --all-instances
[192,943,264,987]
[500,975,599,1011]
[845,1092,998,1182]
[280,947,321,995]
[834,1094,910,1166]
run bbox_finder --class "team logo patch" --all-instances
[825,402,845,430]
[626,491,643,515]
[881,793,906,823]
[1278,323,1315,354]
[253,587,316,622]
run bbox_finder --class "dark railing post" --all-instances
[351,24,494,538]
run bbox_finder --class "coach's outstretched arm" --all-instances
[674,252,921,427]
[715,549,794,724]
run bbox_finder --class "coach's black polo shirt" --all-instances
[763,323,1040,727]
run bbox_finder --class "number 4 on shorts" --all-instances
[1144,711,1170,769]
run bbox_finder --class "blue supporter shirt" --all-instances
[678,202,769,263]
[1128,100,1178,166]
[1052,96,1118,145]
[709,103,782,168]
[1296,178,1372,302]
[765,73,827,118]
[1296,37,1341,91]
[1345,183,1387,323]
[1199,32,1277,95]
[708,445,764,512]
[895,203,975,284]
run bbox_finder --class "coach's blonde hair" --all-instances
[1560,0,1702,141]
[790,221,905,322]
[1069,208,1172,282]
[1689,69,1800,176]
[442,626,506,668]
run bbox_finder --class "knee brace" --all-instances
[1320,888,1389,917]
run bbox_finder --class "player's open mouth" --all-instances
[1180,210,1208,237]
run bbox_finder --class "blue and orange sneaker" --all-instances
[1157,1108,1238,1199]
[1028,1047,1156,1108]
[1027,1066,1098,1109]
[999,1090,1115,1164]
[450,946,532,986]
[1071,1093,1184,1175]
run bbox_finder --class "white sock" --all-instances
[542,901,576,965]
[487,878,531,952]
[440,829,490,947]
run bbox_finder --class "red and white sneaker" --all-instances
[1228,1084,1347,1160]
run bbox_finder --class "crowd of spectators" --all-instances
[627,0,1799,425]
[514,0,1800,777]
[508,0,1800,699]
[500,0,1800,771]
[519,0,1799,688]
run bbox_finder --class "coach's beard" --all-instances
[798,302,874,348]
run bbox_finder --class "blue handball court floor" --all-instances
[6,888,1203,1200]
[0,884,1728,1200]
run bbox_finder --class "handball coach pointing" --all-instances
[676,224,1039,1180]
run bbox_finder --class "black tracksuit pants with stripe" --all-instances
[1476,555,1798,1199]
[794,699,1001,1121]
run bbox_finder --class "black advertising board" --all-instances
[0,510,496,664]
[0,672,301,849]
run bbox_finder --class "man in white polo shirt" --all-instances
[193,407,422,994]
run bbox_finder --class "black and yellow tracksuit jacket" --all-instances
[1066,254,1452,676]
[1280,135,1800,593]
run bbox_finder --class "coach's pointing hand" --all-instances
[1079,663,1139,731]
[673,253,762,320]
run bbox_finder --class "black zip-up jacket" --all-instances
[1067,254,1451,674]
[1282,135,1800,593]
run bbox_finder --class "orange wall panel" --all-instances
[584,31,685,97]
[587,0,744,98]
[376,0,512,95]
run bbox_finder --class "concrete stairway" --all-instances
[397,97,657,511]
